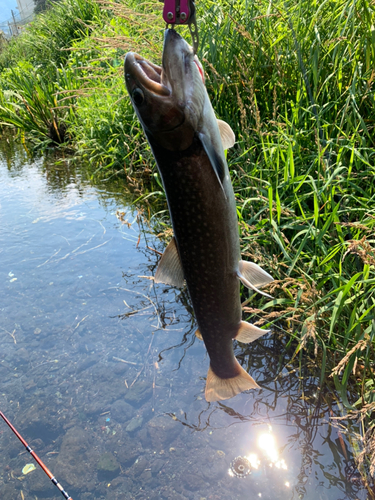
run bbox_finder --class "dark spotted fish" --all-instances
[124,29,274,402]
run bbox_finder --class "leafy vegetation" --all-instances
[0,0,375,486]
[34,0,53,15]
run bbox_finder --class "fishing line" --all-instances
[0,411,73,500]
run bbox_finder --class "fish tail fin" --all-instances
[205,361,259,402]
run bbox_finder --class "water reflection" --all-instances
[0,138,368,500]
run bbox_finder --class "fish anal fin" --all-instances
[154,237,184,288]
[217,119,235,150]
[238,260,274,298]
[235,321,269,344]
[195,328,203,340]
[205,361,259,402]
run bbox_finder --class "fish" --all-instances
[124,29,274,402]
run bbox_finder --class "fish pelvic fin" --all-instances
[195,328,203,340]
[235,321,270,343]
[205,361,259,402]
[154,237,185,288]
[238,260,274,298]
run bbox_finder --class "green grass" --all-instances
[0,62,76,145]
[0,0,106,146]
[0,0,104,72]
[0,0,375,484]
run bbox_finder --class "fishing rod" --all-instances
[0,411,73,500]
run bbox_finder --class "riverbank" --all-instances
[1,0,375,488]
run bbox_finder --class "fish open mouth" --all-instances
[125,53,170,97]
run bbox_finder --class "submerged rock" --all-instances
[26,466,56,495]
[151,458,165,475]
[0,483,22,500]
[131,456,149,477]
[110,399,135,423]
[116,438,142,466]
[147,415,181,449]
[56,426,99,491]
[97,452,120,480]
[75,355,100,374]
[15,402,62,446]
[182,472,207,492]
[126,416,143,433]
[124,380,152,405]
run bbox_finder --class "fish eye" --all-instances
[132,88,144,106]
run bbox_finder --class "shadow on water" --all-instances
[0,137,369,500]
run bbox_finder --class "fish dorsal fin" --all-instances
[198,131,226,192]
[237,260,274,298]
[205,360,259,402]
[217,119,235,150]
[154,237,184,288]
[235,321,269,343]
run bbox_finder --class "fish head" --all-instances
[124,29,206,151]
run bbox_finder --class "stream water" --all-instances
[0,137,368,500]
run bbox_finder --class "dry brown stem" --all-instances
[342,236,375,266]
[331,338,368,377]
[300,317,318,356]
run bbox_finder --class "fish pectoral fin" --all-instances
[238,260,274,298]
[235,321,270,343]
[217,119,235,150]
[154,237,185,288]
[198,132,226,195]
[205,361,259,402]
[195,328,203,340]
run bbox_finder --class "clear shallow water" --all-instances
[0,139,368,500]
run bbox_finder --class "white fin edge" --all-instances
[154,237,184,288]
[217,119,235,150]
[239,260,274,287]
[205,361,259,402]
[238,261,273,298]
[238,271,273,298]
[235,320,270,343]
